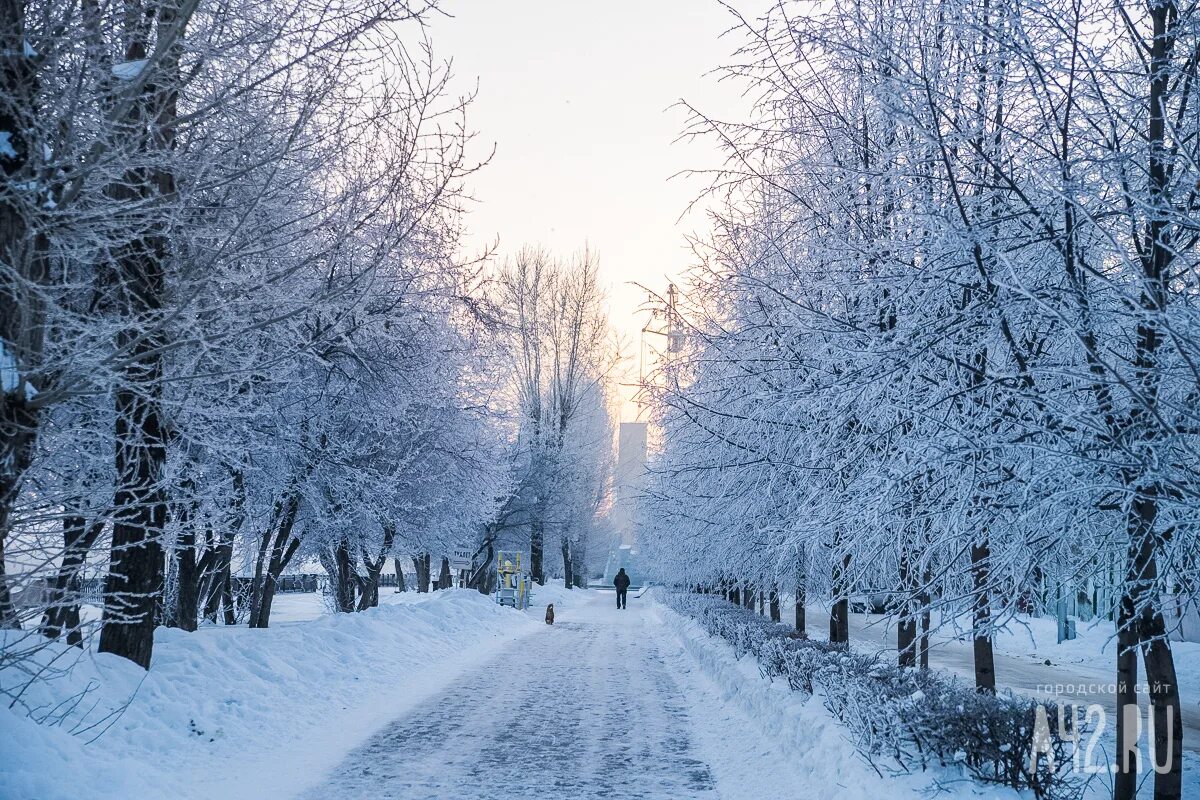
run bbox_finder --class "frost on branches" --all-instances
[640,2,1199,798]
[0,0,513,685]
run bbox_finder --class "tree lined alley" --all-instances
[2,2,1199,800]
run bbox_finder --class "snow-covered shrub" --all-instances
[759,633,845,696]
[662,591,1082,800]
[819,655,1082,796]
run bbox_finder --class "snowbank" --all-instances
[657,593,1200,799]
[653,596,1037,800]
[266,583,472,623]
[264,582,593,625]
[526,581,593,612]
[1,590,537,800]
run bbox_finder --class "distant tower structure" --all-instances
[666,282,684,353]
[637,282,684,417]
[606,282,682,587]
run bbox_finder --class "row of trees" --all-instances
[0,0,617,690]
[0,0,500,670]
[643,1,1198,798]
[491,247,617,589]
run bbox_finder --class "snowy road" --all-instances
[298,592,807,800]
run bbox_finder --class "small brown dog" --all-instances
[545,604,555,625]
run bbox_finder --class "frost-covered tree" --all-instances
[644,3,1200,796]
[493,247,617,586]
[0,0,511,678]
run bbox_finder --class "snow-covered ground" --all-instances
[662,594,1200,798]
[1,590,539,800]
[301,589,824,799]
[266,580,587,624]
[654,599,1024,800]
[5,585,1196,799]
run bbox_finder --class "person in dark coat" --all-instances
[614,568,631,609]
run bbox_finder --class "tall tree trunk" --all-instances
[1125,7,1185,794]
[898,616,918,668]
[256,525,300,626]
[201,469,243,624]
[530,513,544,585]
[99,2,185,669]
[202,551,235,626]
[0,417,36,630]
[769,588,780,622]
[794,580,805,635]
[327,539,356,612]
[40,516,105,643]
[897,621,919,667]
[220,569,235,625]
[101,377,168,668]
[0,0,46,632]
[561,538,572,589]
[1122,485,1182,800]
[248,489,302,629]
[393,559,406,592]
[970,536,996,693]
[357,568,379,610]
[468,536,495,594]
[248,479,306,628]
[437,556,452,591]
[357,523,394,610]
[918,569,931,670]
[830,550,850,645]
[1115,595,1139,800]
[413,553,430,592]
[247,523,273,626]
[898,551,918,668]
[1093,4,1189,795]
[571,536,586,588]
[169,494,200,632]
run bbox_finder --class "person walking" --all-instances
[614,568,631,609]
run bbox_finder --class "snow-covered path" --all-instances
[299,592,800,800]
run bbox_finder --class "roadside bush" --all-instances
[662,591,1083,800]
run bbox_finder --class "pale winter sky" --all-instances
[432,2,762,419]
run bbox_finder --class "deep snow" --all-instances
[0,590,538,800]
[654,598,1025,800]
[679,596,1200,797]
[803,601,1200,756]
[5,585,1195,799]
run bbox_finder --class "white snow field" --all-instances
[4,586,1187,799]
[0,590,537,800]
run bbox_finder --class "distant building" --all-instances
[603,544,642,589]
[612,422,646,546]
[603,422,647,586]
